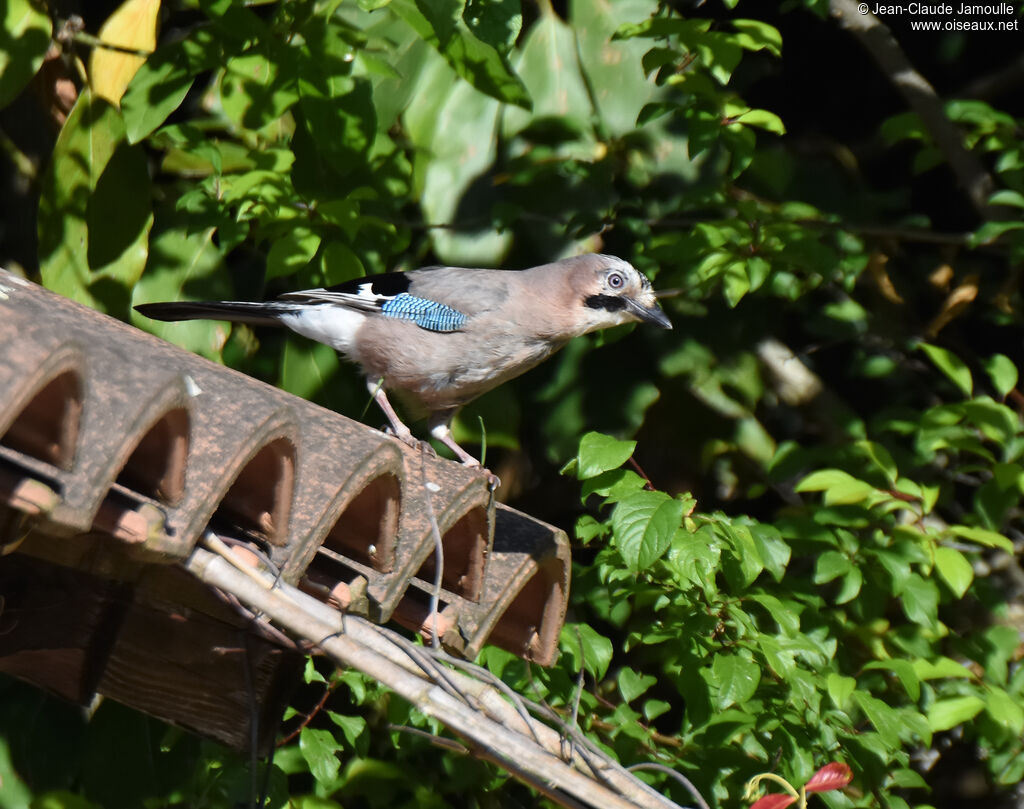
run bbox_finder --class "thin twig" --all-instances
[627,762,712,809]
[185,548,696,809]
[628,457,656,491]
[56,16,154,57]
[277,677,338,747]
[419,453,445,650]
[387,724,470,754]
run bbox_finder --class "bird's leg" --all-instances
[366,378,421,449]
[428,414,501,490]
[428,421,479,466]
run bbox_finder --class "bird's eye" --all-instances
[607,272,624,289]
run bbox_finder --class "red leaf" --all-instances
[805,762,853,793]
[750,795,798,809]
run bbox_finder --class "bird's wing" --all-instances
[277,270,473,333]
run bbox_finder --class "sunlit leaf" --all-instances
[0,0,52,109]
[299,727,341,785]
[934,546,973,598]
[983,353,1018,398]
[89,0,160,106]
[576,431,636,479]
[928,696,985,732]
[38,87,153,317]
[561,623,613,680]
[612,490,685,570]
[918,343,973,396]
[710,654,760,709]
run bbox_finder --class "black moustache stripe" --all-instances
[584,294,627,313]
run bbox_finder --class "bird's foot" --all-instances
[382,423,422,450]
[454,455,500,489]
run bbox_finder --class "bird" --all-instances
[135,253,671,477]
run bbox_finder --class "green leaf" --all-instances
[299,727,341,785]
[722,261,750,307]
[719,522,765,586]
[746,593,800,635]
[618,667,657,703]
[710,654,760,710]
[414,0,461,45]
[852,692,901,747]
[989,189,1024,208]
[826,673,856,708]
[948,524,1013,552]
[280,339,340,401]
[927,696,985,732]
[834,567,863,604]
[985,687,1024,735]
[320,241,367,286]
[899,573,939,628]
[0,0,52,109]
[266,227,322,280]
[38,88,153,317]
[983,353,1018,398]
[856,439,898,484]
[934,546,973,598]
[919,343,973,396]
[570,0,661,136]
[297,76,377,177]
[303,657,327,684]
[576,432,637,479]
[327,711,368,751]
[561,623,613,680]
[580,469,647,502]
[122,28,226,143]
[464,0,522,53]
[392,0,530,108]
[864,660,921,701]
[643,699,671,722]
[729,19,782,55]
[913,656,973,680]
[747,523,790,581]
[220,51,301,131]
[736,107,786,134]
[402,51,508,263]
[758,636,796,678]
[970,219,1024,247]
[611,491,685,571]
[504,6,591,137]
[814,550,852,584]
[130,221,230,361]
[796,468,882,506]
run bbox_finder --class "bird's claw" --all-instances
[382,424,422,450]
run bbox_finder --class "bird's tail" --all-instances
[134,300,294,326]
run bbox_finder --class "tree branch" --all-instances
[186,547,697,809]
[829,0,997,220]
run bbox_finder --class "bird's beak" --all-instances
[627,297,672,330]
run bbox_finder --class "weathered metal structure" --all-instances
[0,270,570,752]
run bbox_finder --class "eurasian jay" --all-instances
[135,253,671,470]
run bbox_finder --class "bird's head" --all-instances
[570,254,672,334]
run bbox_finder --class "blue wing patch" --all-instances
[380,293,467,332]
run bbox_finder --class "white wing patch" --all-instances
[279,281,386,312]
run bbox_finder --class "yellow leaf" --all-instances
[89,0,160,106]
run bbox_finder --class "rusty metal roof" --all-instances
[0,269,571,751]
